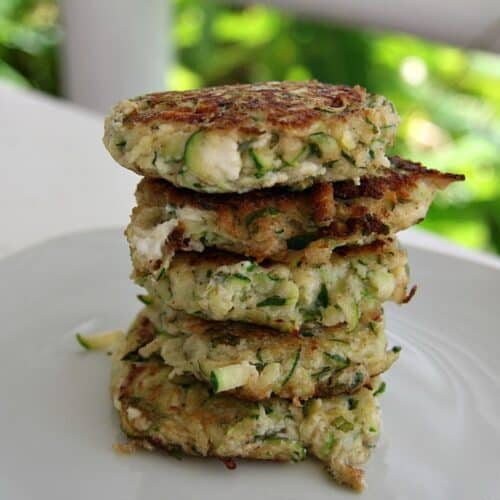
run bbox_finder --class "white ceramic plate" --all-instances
[0,229,499,500]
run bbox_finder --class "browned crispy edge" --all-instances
[115,357,376,490]
[123,308,384,357]
[169,237,395,268]
[122,81,367,131]
[334,156,465,199]
[122,308,394,401]
[136,156,464,226]
[131,157,463,265]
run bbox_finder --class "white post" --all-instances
[60,0,170,113]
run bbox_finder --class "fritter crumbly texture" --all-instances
[104,81,399,193]
[127,156,464,274]
[111,349,383,491]
[121,307,398,401]
[140,238,409,333]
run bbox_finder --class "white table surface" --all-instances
[1,82,499,270]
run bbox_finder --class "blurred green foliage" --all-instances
[1,0,499,254]
[0,0,60,94]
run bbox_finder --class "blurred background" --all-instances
[2,0,500,254]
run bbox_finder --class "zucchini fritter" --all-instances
[127,156,464,273]
[121,307,399,401]
[140,238,409,333]
[112,348,384,491]
[104,81,398,193]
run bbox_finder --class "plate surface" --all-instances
[0,229,499,500]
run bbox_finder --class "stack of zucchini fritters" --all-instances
[103,81,463,491]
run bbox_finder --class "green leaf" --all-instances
[317,284,329,308]
[351,371,365,389]
[257,296,286,307]
[249,148,266,178]
[300,330,315,337]
[324,352,350,369]
[281,348,301,386]
[341,151,354,164]
[373,381,386,397]
[312,367,331,380]
[232,272,251,282]
[167,445,184,460]
[155,268,166,281]
[286,233,317,250]
[246,262,258,272]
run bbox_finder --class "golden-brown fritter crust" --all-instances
[129,157,463,271]
[136,156,462,216]
[140,237,409,333]
[333,156,465,199]
[119,307,398,401]
[105,81,399,193]
[111,350,383,491]
[122,82,377,132]
[161,238,393,269]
